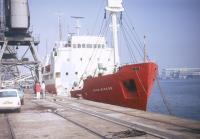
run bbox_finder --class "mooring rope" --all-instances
[156,77,173,115]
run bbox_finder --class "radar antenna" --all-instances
[71,16,84,36]
[55,12,64,41]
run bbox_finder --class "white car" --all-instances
[0,89,21,112]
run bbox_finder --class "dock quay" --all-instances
[0,89,200,139]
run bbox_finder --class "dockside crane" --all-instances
[0,0,42,87]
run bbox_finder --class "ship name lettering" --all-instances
[93,87,113,92]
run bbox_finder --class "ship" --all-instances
[42,17,115,95]
[70,0,158,111]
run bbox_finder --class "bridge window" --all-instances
[87,44,92,48]
[64,44,68,47]
[73,44,76,48]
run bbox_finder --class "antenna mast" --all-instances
[55,12,64,41]
[59,15,62,41]
[71,16,84,36]
[105,0,124,68]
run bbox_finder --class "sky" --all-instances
[28,0,200,69]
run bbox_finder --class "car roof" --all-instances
[0,89,18,92]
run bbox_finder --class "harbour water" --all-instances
[148,79,200,121]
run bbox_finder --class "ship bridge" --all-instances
[54,36,107,49]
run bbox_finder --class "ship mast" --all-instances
[144,35,147,63]
[55,12,64,41]
[106,0,124,68]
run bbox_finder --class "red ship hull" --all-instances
[71,62,158,111]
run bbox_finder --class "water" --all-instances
[148,79,200,121]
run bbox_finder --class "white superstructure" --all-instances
[42,35,115,95]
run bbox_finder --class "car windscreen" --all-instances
[0,91,17,97]
[18,91,24,97]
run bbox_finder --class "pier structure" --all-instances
[0,90,199,139]
[160,68,200,79]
